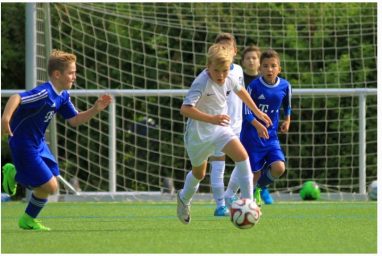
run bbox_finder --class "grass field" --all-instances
[1,200,377,254]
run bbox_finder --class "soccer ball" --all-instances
[368,180,377,201]
[230,198,261,229]
[300,181,321,200]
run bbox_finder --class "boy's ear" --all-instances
[52,70,61,79]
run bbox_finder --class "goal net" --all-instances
[32,3,376,198]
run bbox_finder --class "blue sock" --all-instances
[257,168,275,187]
[25,194,48,218]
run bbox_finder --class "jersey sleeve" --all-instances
[19,87,49,109]
[183,78,206,106]
[243,82,256,123]
[283,82,292,116]
[57,92,78,119]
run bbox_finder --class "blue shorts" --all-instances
[10,142,59,188]
[246,147,286,173]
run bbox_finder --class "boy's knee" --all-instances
[271,162,286,178]
[41,177,59,195]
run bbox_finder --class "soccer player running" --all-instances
[208,33,246,217]
[176,44,272,225]
[1,49,112,231]
[224,49,291,207]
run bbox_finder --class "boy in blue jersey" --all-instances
[224,49,291,207]
[241,45,274,204]
[1,49,112,230]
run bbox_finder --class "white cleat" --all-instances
[224,194,239,209]
[177,191,191,224]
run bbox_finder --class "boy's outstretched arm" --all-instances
[180,104,230,126]
[235,88,272,127]
[68,94,112,127]
[1,94,21,136]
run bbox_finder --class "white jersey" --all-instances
[227,63,245,135]
[183,69,242,141]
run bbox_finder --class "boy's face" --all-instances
[260,57,281,84]
[207,61,231,85]
[242,51,260,74]
[53,62,77,91]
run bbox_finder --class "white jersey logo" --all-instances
[44,111,55,123]
[258,94,266,100]
[259,104,269,113]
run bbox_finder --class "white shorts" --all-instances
[184,126,237,167]
[212,130,241,158]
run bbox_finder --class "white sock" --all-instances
[224,166,240,198]
[235,159,254,200]
[180,171,200,205]
[210,161,226,208]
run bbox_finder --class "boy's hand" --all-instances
[256,112,272,127]
[1,119,13,137]
[95,94,112,112]
[212,114,230,126]
[280,120,290,134]
[252,120,269,139]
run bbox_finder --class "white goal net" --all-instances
[29,3,377,198]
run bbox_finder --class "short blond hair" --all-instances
[48,49,77,76]
[207,44,232,67]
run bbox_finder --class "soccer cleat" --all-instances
[18,213,51,231]
[214,206,229,216]
[254,187,264,207]
[224,194,239,209]
[177,191,191,224]
[260,187,274,204]
[2,163,17,196]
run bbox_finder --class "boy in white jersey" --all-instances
[177,44,271,224]
[209,33,246,216]
[1,50,112,230]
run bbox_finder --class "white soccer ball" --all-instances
[368,180,377,201]
[230,198,261,229]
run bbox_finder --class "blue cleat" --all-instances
[260,187,274,204]
[214,206,229,216]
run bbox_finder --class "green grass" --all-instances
[1,201,377,253]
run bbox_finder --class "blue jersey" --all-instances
[10,81,78,149]
[8,81,78,187]
[241,76,291,151]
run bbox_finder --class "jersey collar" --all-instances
[48,81,64,96]
[259,76,280,88]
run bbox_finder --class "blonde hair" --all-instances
[207,44,232,67]
[48,49,77,76]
